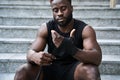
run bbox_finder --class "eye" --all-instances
[52,8,58,13]
[61,6,67,11]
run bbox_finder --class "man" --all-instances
[14,0,102,80]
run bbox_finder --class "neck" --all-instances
[58,19,74,33]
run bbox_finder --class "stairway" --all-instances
[0,0,120,80]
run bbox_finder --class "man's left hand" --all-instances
[51,30,64,48]
[51,29,76,48]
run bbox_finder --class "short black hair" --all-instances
[50,0,72,4]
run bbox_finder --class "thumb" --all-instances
[51,30,60,39]
[70,29,76,38]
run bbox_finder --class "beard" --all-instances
[54,13,73,27]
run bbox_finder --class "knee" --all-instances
[85,65,97,79]
[78,64,100,80]
[14,64,28,80]
[14,63,40,80]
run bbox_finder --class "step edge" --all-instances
[0,54,120,63]
[0,38,120,45]
[1,16,120,19]
[0,26,120,30]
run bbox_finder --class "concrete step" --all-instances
[0,26,120,39]
[101,75,120,80]
[0,0,109,1]
[0,26,38,39]
[0,38,120,55]
[0,53,26,73]
[0,0,109,2]
[0,38,32,53]
[0,0,109,7]
[0,73,15,80]
[0,73,120,80]
[0,54,120,75]
[72,0,109,2]
[100,55,120,74]
[98,39,120,55]
[0,6,119,17]
[95,27,120,39]
[0,16,120,26]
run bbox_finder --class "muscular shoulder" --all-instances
[37,23,48,38]
[82,25,96,39]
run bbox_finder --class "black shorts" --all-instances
[42,61,80,80]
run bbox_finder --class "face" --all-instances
[50,0,73,27]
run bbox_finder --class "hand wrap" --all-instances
[57,37,78,56]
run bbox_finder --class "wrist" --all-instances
[55,37,78,56]
[27,50,37,63]
[63,38,78,56]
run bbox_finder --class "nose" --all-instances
[57,10,63,16]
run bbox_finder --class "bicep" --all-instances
[82,26,101,51]
[31,37,47,52]
[30,23,48,52]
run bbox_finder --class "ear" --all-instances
[71,5,73,12]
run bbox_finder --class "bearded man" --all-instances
[14,0,102,80]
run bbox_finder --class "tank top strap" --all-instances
[73,19,87,33]
[46,20,56,36]
[73,19,87,49]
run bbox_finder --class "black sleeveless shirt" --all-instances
[42,19,87,80]
[46,19,87,64]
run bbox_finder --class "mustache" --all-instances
[56,16,65,20]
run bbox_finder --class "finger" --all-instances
[42,56,53,62]
[40,59,52,66]
[41,53,51,61]
[43,53,52,57]
[51,30,60,39]
[51,30,56,39]
[44,53,56,59]
[40,60,52,64]
[34,59,49,66]
[70,29,76,38]
[35,60,41,65]
[42,53,56,62]
[51,55,56,59]
[41,62,52,66]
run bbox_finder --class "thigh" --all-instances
[74,63,101,80]
[14,62,43,80]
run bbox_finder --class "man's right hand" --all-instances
[33,52,56,66]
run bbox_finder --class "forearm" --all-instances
[74,49,102,66]
[59,37,102,66]
[27,49,37,63]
